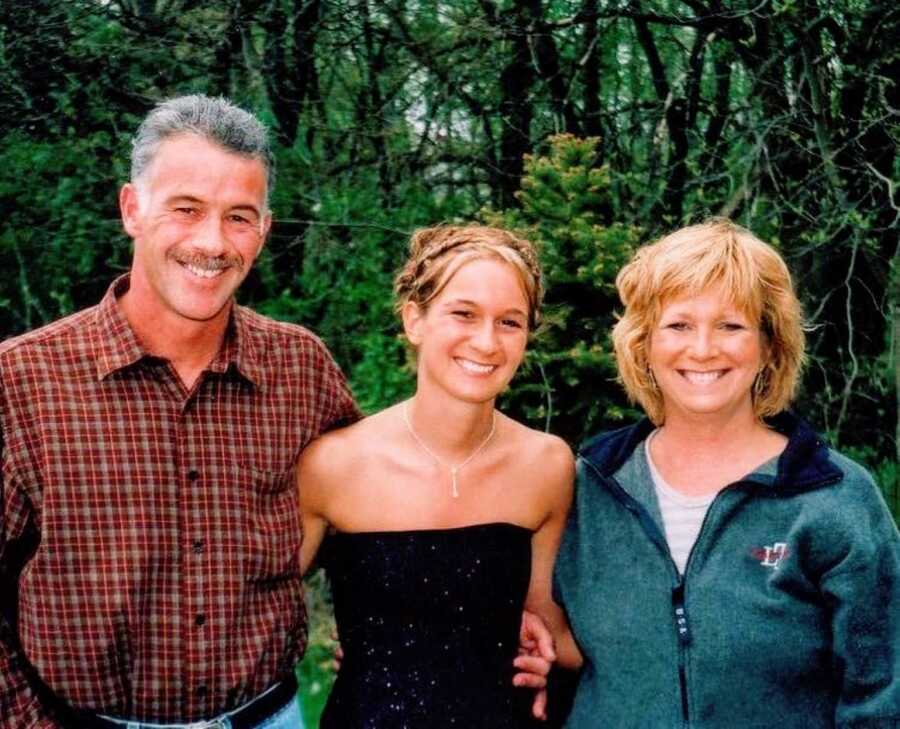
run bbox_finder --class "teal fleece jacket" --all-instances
[553,412,900,728]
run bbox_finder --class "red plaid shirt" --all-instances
[0,276,359,727]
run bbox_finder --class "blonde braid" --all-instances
[394,225,543,329]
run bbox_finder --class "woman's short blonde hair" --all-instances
[394,225,543,331]
[611,218,805,424]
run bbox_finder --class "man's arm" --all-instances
[313,338,362,435]
[0,384,63,728]
[0,610,63,728]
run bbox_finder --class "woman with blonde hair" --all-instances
[298,225,575,727]
[553,218,899,727]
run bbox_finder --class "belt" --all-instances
[76,674,298,729]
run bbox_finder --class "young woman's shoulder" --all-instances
[505,415,573,458]
[503,416,575,488]
[299,406,401,489]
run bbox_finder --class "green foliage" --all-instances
[841,446,899,524]
[0,131,130,333]
[1,2,893,469]
[295,570,337,727]
[254,170,469,415]
[486,135,644,444]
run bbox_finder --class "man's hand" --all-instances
[331,626,343,672]
[512,610,556,720]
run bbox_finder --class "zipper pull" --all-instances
[672,584,691,645]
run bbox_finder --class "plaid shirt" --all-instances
[0,276,359,727]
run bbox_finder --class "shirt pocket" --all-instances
[233,464,302,580]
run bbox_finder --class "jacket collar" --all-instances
[93,274,263,387]
[579,411,842,493]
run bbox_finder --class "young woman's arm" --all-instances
[523,437,582,670]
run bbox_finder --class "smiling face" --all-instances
[403,257,530,405]
[648,285,767,425]
[119,133,271,332]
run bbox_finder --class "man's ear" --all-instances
[255,211,273,259]
[119,183,142,239]
[401,301,425,347]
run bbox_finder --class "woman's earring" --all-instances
[753,367,768,399]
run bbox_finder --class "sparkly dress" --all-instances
[319,522,536,728]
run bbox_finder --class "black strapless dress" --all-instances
[319,522,537,728]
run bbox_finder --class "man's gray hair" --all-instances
[131,95,275,199]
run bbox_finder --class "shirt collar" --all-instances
[93,274,263,387]
[207,303,265,387]
[93,275,147,380]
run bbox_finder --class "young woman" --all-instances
[297,225,575,727]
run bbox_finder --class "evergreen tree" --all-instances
[487,135,643,444]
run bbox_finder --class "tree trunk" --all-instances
[496,0,540,208]
[895,299,899,462]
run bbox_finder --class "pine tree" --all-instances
[486,134,644,444]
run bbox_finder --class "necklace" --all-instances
[401,400,497,498]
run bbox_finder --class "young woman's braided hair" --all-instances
[394,225,543,331]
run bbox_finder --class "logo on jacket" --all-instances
[750,542,790,569]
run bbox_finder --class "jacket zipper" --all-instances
[669,486,741,727]
[583,458,740,729]
[672,582,690,726]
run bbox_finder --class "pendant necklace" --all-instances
[401,400,497,498]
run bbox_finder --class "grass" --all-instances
[296,569,337,729]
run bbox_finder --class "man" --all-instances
[0,95,358,728]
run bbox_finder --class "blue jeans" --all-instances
[253,695,303,729]
[105,694,304,729]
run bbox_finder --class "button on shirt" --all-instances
[0,276,359,724]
